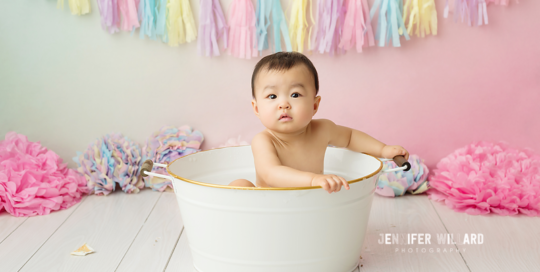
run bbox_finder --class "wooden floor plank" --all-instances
[19,189,161,272]
[0,200,84,272]
[115,192,184,272]
[359,194,470,272]
[429,199,540,272]
[165,227,194,272]
[0,213,27,244]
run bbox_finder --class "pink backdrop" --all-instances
[0,1,538,173]
[202,1,540,171]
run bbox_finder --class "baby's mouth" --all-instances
[279,113,292,121]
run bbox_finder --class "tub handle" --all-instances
[381,155,411,173]
[140,159,175,182]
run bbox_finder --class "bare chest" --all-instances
[275,142,327,175]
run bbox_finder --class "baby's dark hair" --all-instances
[251,52,319,99]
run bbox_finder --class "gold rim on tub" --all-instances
[141,145,409,272]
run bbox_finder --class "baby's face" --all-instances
[252,64,321,134]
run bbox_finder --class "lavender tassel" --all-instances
[198,0,229,57]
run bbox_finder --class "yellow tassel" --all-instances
[180,0,197,43]
[167,0,182,46]
[57,0,91,16]
[289,0,309,53]
[167,0,197,46]
[403,0,437,37]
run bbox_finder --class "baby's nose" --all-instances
[279,104,291,109]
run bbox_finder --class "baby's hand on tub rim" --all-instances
[311,174,350,194]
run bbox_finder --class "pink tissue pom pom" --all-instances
[427,141,540,216]
[0,132,89,217]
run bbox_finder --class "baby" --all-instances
[228,52,409,194]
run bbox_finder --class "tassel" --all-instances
[339,0,375,53]
[139,0,158,39]
[289,0,309,53]
[156,0,169,42]
[256,0,292,53]
[180,0,198,43]
[444,0,491,26]
[167,0,182,46]
[119,0,140,31]
[369,0,410,47]
[97,0,121,33]
[57,0,92,15]
[307,0,317,52]
[271,0,293,52]
[403,0,437,37]
[256,0,272,53]
[228,0,258,59]
[314,0,347,55]
[198,0,229,56]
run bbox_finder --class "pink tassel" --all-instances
[118,0,140,31]
[339,0,374,52]
[228,0,258,59]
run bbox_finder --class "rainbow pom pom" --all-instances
[376,154,429,197]
[73,133,144,195]
[142,126,204,192]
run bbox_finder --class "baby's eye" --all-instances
[268,94,277,99]
[291,93,301,98]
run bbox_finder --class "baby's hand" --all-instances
[311,174,350,194]
[382,145,409,160]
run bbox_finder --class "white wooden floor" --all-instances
[1,189,539,272]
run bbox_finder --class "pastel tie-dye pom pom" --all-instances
[73,133,144,195]
[0,132,89,217]
[376,154,429,197]
[142,126,204,192]
[427,141,540,216]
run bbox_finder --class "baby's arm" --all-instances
[251,133,315,188]
[323,119,409,160]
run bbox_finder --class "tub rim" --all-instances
[166,145,383,191]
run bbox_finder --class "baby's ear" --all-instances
[252,99,259,115]
[313,96,321,111]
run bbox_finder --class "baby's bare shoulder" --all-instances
[251,131,276,150]
[310,118,336,134]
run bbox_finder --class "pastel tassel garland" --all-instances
[73,133,144,195]
[338,0,375,53]
[198,0,229,56]
[142,126,204,192]
[228,0,258,58]
[314,0,347,55]
[289,0,309,53]
[403,0,437,37]
[139,0,158,40]
[97,0,121,34]
[57,0,92,15]
[369,0,410,47]
[119,0,141,31]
